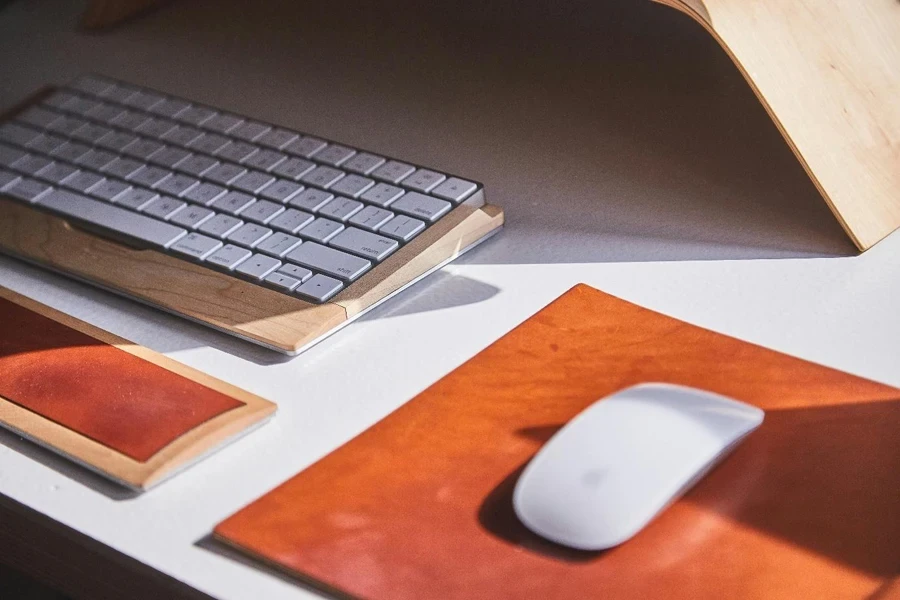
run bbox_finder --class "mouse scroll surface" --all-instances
[513,383,764,551]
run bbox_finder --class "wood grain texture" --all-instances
[0,198,347,353]
[215,284,900,600]
[0,287,275,490]
[0,295,243,461]
[0,194,502,353]
[652,0,900,250]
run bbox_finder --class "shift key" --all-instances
[285,242,370,282]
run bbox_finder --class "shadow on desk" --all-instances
[89,0,860,263]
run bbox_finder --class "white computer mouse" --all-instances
[512,383,764,551]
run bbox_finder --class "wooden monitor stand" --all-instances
[652,0,900,251]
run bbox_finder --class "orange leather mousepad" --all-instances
[215,284,899,599]
[0,287,274,489]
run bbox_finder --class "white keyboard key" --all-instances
[256,232,302,258]
[401,168,446,193]
[170,205,214,229]
[0,169,22,191]
[272,157,315,181]
[257,128,299,150]
[70,75,115,96]
[155,173,200,197]
[202,113,244,134]
[242,149,286,172]
[174,153,219,177]
[264,272,302,292]
[203,162,246,185]
[297,217,344,243]
[232,170,276,194]
[50,141,90,164]
[269,208,314,234]
[18,106,63,129]
[5,178,53,202]
[122,138,166,161]
[206,244,252,270]
[288,188,333,212]
[128,165,170,188]
[318,197,362,222]
[301,165,345,189]
[230,121,271,142]
[34,162,78,184]
[216,140,257,163]
[142,196,186,220]
[148,146,192,169]
[65,96,101,116]
[96,130,139,153]
[84,102,126,123]
[313,144,355,166]
[1,122,41,147]
[343,152,385,175]
[26,133,67,155]
[277,263,312,282]
[432,177,476,203]
[87,178,132,202]
[360,182,404,207]
[113,188,159,210]
[183,181,227,206]
[285,136,327,158]
[240,199,284,224]
[227,223,272,248]
[199,214,244,239]
[110,110,149,131]
[371,160,415,184]
[286,241,370,282]
[46,115,84,137]
[260,179,303,203]
[265,271,300,292]
[136,117,177,139]
[102,157,144,180]
[0,144,27,168]
[189,132,230,155]
[378,214,426,242]
[162,125,204,147]
[71,122,110,144]
[38,189,186,248]
[174,105,217,126]
[330,173,374,198]
[41,91,79,111]
[295,273,343,302]
[390,191,451,223]
[171,233,222,260]
[61,170,105,193]
[98,83,138,105]
[13,154,53,175]
[123,90,165,111]
[235,253,281,281]
[349,205,394,231]
[148,98,191,119]
[329,227,398,262]
[74,148,117,172]
[211,190,255,216]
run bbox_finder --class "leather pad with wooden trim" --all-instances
[0,287,275,490]
[215,284,899,600]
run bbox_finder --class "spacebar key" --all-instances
[38,190,187,249]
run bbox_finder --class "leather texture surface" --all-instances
[0,296,244,462]
[216,284,899,599]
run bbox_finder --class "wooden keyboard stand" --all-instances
[652,0,900,251]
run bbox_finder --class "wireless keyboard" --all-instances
[0,75,504,354]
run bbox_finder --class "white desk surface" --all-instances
[1,1,898,598]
